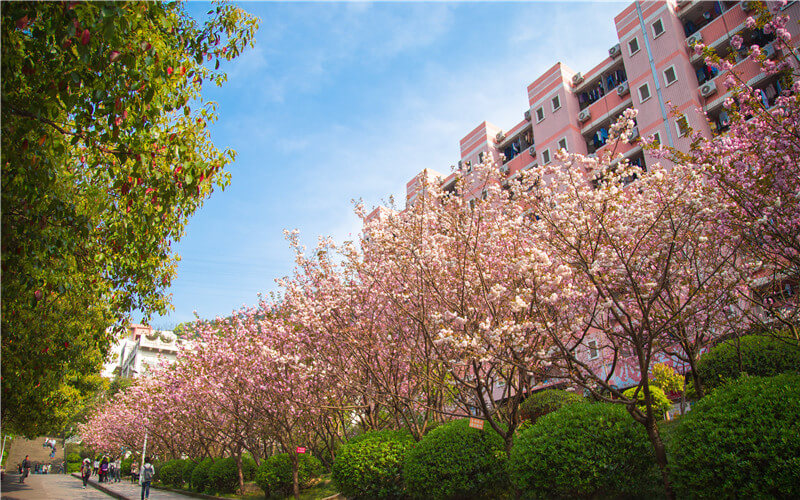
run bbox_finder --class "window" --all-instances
[663,65,677,86]
[628,37,640,55]
[541,148,551,165]
[676,115,690,136]
[638,82,651,103]
[551,94,561,112]
[651,132,662,146]
[588,340,600,360]
[558,137,568,151]
[536,106,545,122]
[478,151,485,163]
[652,18,665,38]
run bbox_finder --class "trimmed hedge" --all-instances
[207,456,257,494]
[622,385,672,419]
[66,452,82,464]
[519,389,586,423]
[403,419,510,500]
[696,334,800,390]
[332,430,415,500]
[158,459,196,488]
[669,373,800,498]
[509,402,661,499]
[190,457,215,493]
[255,453,323,497]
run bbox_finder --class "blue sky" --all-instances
[149,1,623,329]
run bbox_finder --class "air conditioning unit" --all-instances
[457,160,463,169]
[609,43,621,58]
[496,131,506,142]
[578,108,591,123]
[762,43,776,58]
[572,72,584,86]
[617,81,630,96]
[528,146,536,157]
[676,0,692,9]
[524,109,532,121]
[700,80,717,97]
[686,32,703,48]
[629,126,640,141]
[500,164,509,173]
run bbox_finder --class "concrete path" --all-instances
[1,472,112,500]
[1,472,210,500]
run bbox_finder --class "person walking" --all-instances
[99,457,109,482]
[81,458,92,489]
[113,457,122,482]
[131,461,139,483]
[139,457,155,500]
[18,455,30,483]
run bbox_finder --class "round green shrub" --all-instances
[332,430,415,500]
[669,373,800,498]
[509,402,661,499]
[697,334,800,390]
[207,456,257,494]
[67,462,82,473]
[255,453,323,497]
[181,459,197,484]
[403,418,510,500]
[66,452,82,464]
[622,385,672,419]
[519,389,586,422]
[190,457,215,492]
[157,459,188,487]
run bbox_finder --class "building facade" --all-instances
[368,0,800,391]
[113,324,183,378]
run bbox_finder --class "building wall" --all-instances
[402,0,798,206]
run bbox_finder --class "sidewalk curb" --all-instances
[71,472,129,500]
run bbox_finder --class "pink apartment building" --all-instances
[368,0,800,392]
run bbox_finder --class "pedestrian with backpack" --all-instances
[139,457,154,500]
[81,458,92,488]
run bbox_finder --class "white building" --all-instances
[104,324,184,378]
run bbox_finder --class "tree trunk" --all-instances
[643,410,675,500]
[291,454,300,500]
[235,453,245,496]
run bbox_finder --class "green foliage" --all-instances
[332,430,415,500]
[696,334,800,390]
[181,459,198,484]
[157,459,192,488]
[206,455,257,494]
[403,419,510,500]
[255,453,323,497]
[650,363,684,394]
[67,462,83,473]
[669,373,800,498]
[622,385,672,419]
[0,0,258,437]
[509,403,661,499]
[66,452,82,463]
[519,389,586,423]
[190,457,215,493]
[121,456,137,477]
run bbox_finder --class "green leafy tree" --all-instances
[1,0,258,437]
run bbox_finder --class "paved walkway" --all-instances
[1,472,208,500]
[1,472,112,500]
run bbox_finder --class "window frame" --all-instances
[558,137,568,152]
[652,18,665,38]
[663,65,678,87]
[638,82,651,103]
[651,131,662,146]
[588,340,600,360]
[541,148,551,165]
[675,115,690,137]
[551,94,561,112]
[535,106,545,122]
[628,37,640,56]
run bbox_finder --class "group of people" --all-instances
[16,455,62,483]
[80,456,122,486]
[80,455,155,500]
